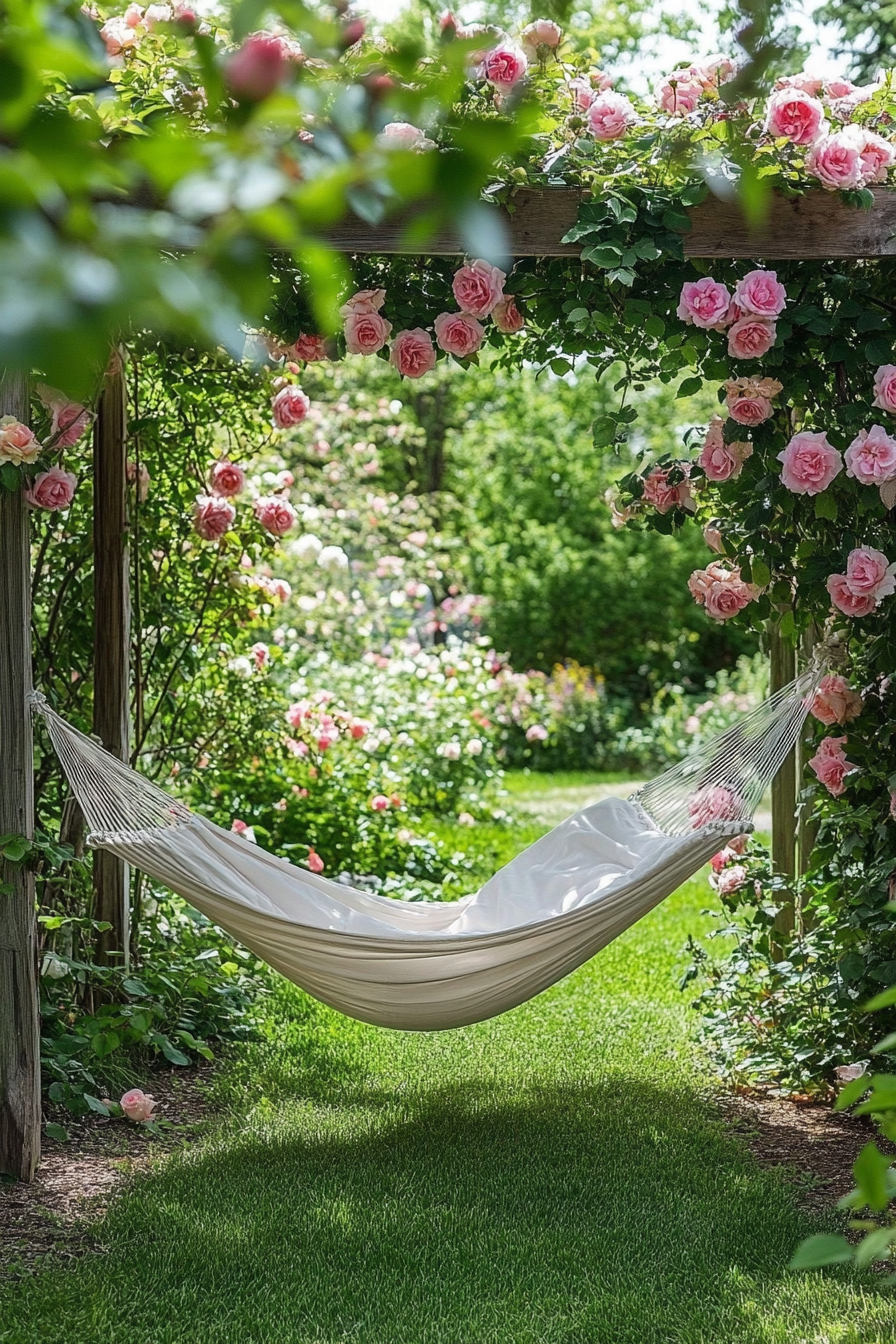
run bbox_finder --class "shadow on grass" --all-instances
[4,1077,894,1344]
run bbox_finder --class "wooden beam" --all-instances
[769,624,797,949]
[92,347,130,966]
[0,370,41,1183]
[320,186,896,260]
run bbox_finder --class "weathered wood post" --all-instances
[92,347,130,965]
[769,623,797,948]
[0,370,41,1182]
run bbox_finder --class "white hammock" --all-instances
[32,667,819,1031]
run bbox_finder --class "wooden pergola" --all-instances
[1,184,893,1181]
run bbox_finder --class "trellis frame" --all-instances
[1,186,890,1180]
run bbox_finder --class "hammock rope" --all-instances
[28,658,826,1031]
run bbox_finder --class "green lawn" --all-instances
[2,782,894,1343]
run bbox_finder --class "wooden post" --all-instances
[0,370,41,1182]
[770,623,797,946]
[92,348,130,966]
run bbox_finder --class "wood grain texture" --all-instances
[319,187,896,259]
[92,348,130,966]
[770,626,797,951]
[0,369,41,1182]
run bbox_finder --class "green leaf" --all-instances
[676,376,702,399]
[90,1031,120,1059]
[592,415,618,450]
[84,1094,111,1116]
[853,1142,893,1212]
[44,1123,69,1143]
[865,985,896,1010]
[814,493,838,521]
[644,315,665,339]
[750,559,771,588]
[581,244,623,268]
[789,1234,853,1270]
[855,1226,896,1268]
[779,609,795,639]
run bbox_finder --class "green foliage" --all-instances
[40,896,269,1121]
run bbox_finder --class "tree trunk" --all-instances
[0,370,41,1182]
[92,348,130,966]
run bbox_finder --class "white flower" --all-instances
[318,545,349,573]
[228,655,254,678]
[290,533,323,562]
[438,742,462,760]
[41,954,69,980]
[465,738,483,756]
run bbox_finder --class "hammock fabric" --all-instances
[32,666,820,1031]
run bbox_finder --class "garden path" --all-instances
[0,778,887,1343]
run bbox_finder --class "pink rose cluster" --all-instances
[806,127,896,191]
[641,463,695,514]
[286,693,370,755]
[688,562,756,621]
[808,735,857,797]
[677,270,786,361]
[339,261,523,377]
[807,674,863,727]
[725,376,783,427]
[655,55,734,117]
[827,546,896,618]
[0,416,41,466]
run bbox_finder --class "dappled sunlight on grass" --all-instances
[1,779,893,1343]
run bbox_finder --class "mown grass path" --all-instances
[1,778,893,1343]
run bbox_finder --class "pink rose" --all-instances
[100,16,139,55]
[272,385,310,427]
[808,673,863,726]
[777,430,842,494]
[655,70,704,115]
[765,88,825,144]
[390,328,437,378]
[120,1088,156,1122]
[642,464,694,514]
[703,522,724,553]
[844,425,896,485]
[452,259,506,318]
[370,794,389,811]
[25,467,77,511]
[824,78,857,99]
[526,723,548,742]
[890,789,896,822]
[306,848,324,873]
[492,295,524,333]
[703,574,753,620]
[482,41,528,93]
[688,784,743,828]
[378,121,433,150]
[695,54,735,87]
[698,418,752,481]
[49,400,91,448]
[341,289,386,315]
[808,735,857,797]
[590,68,613,91]
[842,127,896,183]
[727,392,773,426]
[844,545,896,599]
[716,864,747,895]
[677,278,732,329]
[210,460,246,498]
[434,311,484,358]
[0,415,40,464]
[733,269,787,319]
[225,32,291,101]
[266,577,291,602]
[349,718,369,740]
[826,573,877,618]
[872,365,896,414]
[521,19,562,58]
[569,76,593,111]
[250,641,268,670]
[727,317,777,360]
[193,494,235,540]
[344,309,392,356]
[124,4,144,27]
[254,495,297,537]
[805,134,864,190]
[292,333,328,362]
[776,73,824,97]
[587,91,637,140]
